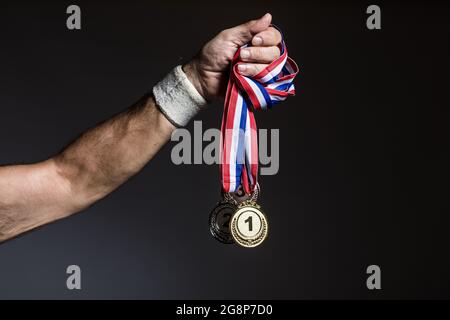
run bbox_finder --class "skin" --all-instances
[0,13,282,243]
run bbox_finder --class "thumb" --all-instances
[227,13,272,46]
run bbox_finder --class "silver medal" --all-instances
[209,196,237,244]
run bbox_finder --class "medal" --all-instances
[230,200,268,248]
[229,185,268,248]
[209,196,236,244]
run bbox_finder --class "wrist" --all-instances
[183,60,209,102]
[152,65,208,127]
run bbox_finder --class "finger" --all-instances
[252,26,282,47]
[237,63,268,77]
[240,46,281,63]
[223,13,272,46]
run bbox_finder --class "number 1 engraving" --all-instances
[244,216,253,232]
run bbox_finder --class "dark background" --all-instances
[0,0,449,299]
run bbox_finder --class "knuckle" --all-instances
[270,31,278,44]
[247,19,257,27]
[255,65,266,75]
[258,47,277,62]
[270,27,281,37]
[251,47,262,59]
[219,29,232,40]
[273,46,281,58]
[266,48,277,61]
[275,31,282,43]
[267,28,282,44]
[254,64,264,74]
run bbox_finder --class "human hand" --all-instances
[183,13,282,102]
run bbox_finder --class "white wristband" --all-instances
[152,65,208,127]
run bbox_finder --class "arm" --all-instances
[0,13,282,243]
[0,94,174,242]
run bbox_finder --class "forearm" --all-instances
[0,161,74,242]
[54,93,175,207]
[0,94,174,243]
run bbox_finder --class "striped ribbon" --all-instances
[221,28,299,194]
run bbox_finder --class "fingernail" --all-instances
[253,36,263,45]
[238,64,247,73]
[240,49,250,59]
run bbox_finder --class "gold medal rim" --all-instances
[230,202,268,248]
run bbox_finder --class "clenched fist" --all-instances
[184,13,282,102]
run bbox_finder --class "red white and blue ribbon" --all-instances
[221,27,299,194]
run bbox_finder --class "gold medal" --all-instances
[230,199,268,248]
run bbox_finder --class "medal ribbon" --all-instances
[221,27,299,194]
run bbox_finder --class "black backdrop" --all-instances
[0,1,449,299]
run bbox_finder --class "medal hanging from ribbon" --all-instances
[210,27,299,248]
